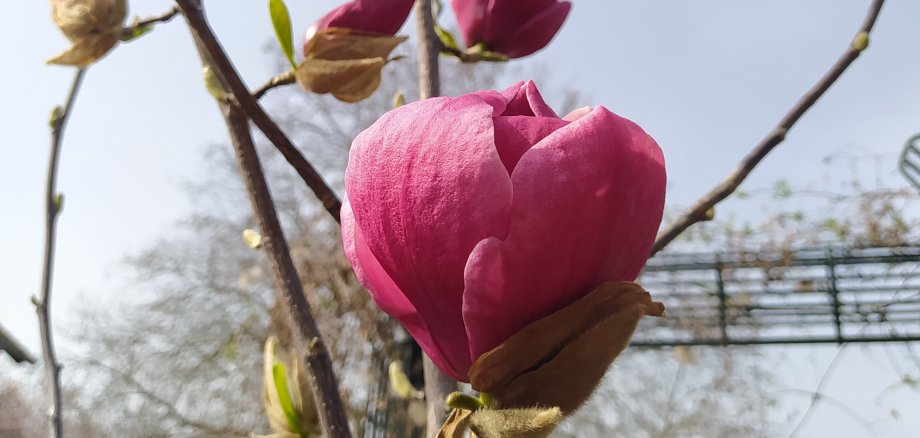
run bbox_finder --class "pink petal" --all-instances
[493,115,569,173]
[313,0,415,36]
[346,91,514,380]
[352,219,469,380]
[492,1,571,58]
[482,0,562,49]
[499,81,558,118]
[451,0,489,48]
[462,106,666,360]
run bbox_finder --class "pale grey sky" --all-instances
[2,1,919,436]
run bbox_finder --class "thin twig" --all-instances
[252,70,296,100]
[651,0,886,256]
[80,357,241,436]
[181,21,351,436]
[787,345,864,437]
[121,6,181,39]
[35,67,86,438]
[175,0,342,222]
[413,1,456,436]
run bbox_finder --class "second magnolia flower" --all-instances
[342,81,666,381]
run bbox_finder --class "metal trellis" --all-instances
[632,245,920,347]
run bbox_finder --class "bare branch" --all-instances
[651,0,886,256]
[175,0,342,222]
[121,6,181,38]
[252,70,295,100]
[79,357,242,435]
[35,66,86,438]
[0,323,35,364]
[178,12,351,435]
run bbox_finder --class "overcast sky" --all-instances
[2,1,919,436]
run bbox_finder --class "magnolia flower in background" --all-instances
[48,0,127,66]
[295,0,414,102]
[304,0,415,42]
[450,0,571,58]
[342,80,666,383]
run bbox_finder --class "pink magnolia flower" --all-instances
[450,0,571,58]
[342,81,666,381]
[305,0,415,43]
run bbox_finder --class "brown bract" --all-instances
[48,0,127,66]
[295,27,407,103]
[468,282,664,414]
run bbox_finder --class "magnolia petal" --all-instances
[492,1,571,58]
[351,219,461,378]
[500,81,558,117]
[492,115,569,173]
[463,106,666,360]
[312,0,414,37]
[450,0,489,48]
[346,92,513,379]
[562,106,592,122]
[481,0,559,43]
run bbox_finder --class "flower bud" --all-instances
[296,0,413,102]
[450,0,571,58]
[342,81,666,385]
[48,0,127,66]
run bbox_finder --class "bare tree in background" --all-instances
[0,373,102,437]
[558,347,780,437]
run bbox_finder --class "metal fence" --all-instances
[632,245,920,346]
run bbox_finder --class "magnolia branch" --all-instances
[179,9,351,434]
[122,5,181,38]
[219,99,350,438]
[35,67,87,438]
[175,0,342,222]
[252,70,296,100]
[650,0,886,256]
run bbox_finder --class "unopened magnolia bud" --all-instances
[446,391,486,412]
[54,193,65,214]
[259,337,320,437]
[242,229,263,249]
[852,31,869,51]
[48,106,64,129]
[388,361,422,399]
[704,207,715,221]
[392,90,406,108]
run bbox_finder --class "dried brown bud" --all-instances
[48,0,127,66]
